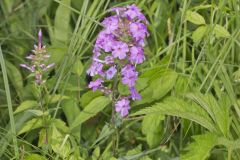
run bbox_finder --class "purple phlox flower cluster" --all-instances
[20,29,54,85]
[87,4,149,117]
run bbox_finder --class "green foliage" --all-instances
[18,118,43,135]
[213,24,230,38]
[133,96,216,132]
[14,100,38,114]
[25,154,46,160]
[181,133,218,160]
[53,0,71,44]
[134,70,178,105]
[51,125,71,158]
[186,10,206,25]
[142,114,164,148]
[73,59,84,76]
[70,96,110,130]
[192,26,207,43]
[1,0,240,159]
[186,93,231,137]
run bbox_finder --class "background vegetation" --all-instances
[1,0,240,159]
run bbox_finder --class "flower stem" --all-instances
[38,85,48,145]
[228,147,232,160]
[111,66,120,157]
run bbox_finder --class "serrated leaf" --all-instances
[70,96,110,130]
[213,24,230,38]
[132,97,216,132]
[192,26,207,43]
[186,10,205,25]
[14,100,38,114]
[186,93,230,137]
[181,133,218,160]
[18,118,43,135]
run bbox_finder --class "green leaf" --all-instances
[70,96,110,130]
[132,97,216,132]
[73,60,84,76]
[62,99,81,125]
[2,0,14,14]
[54,0,71,44]
[192,26,207,43]
[14,100,38,114]
[126,144,142,156]
[186,10,206,25]
[5,60,23,98]
[91,125,114,148]
[213,24,230,38]
[52,118,69,133]
[80,90,103,107]
[186,93,230,137]
[25,154,46,160]
[49,94,69,103]
[134,71,178,105]
[118,82,130,95]
[38,128,47,147]
[18,118,43,135]
[125,144,152,160]
[51,125,71,158]
[62,99,81,138]
[142,114,164,148]
[48,45,68,64]
[92,147,100,160]
[27,109,48,117]
[181,133,218,160]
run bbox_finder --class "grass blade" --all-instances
[0,47,19,158]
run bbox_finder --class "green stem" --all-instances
[228,148,232,160]
[111,65,120,157]
[38,85,48,145]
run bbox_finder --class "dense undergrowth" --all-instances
[1,0,240,159]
